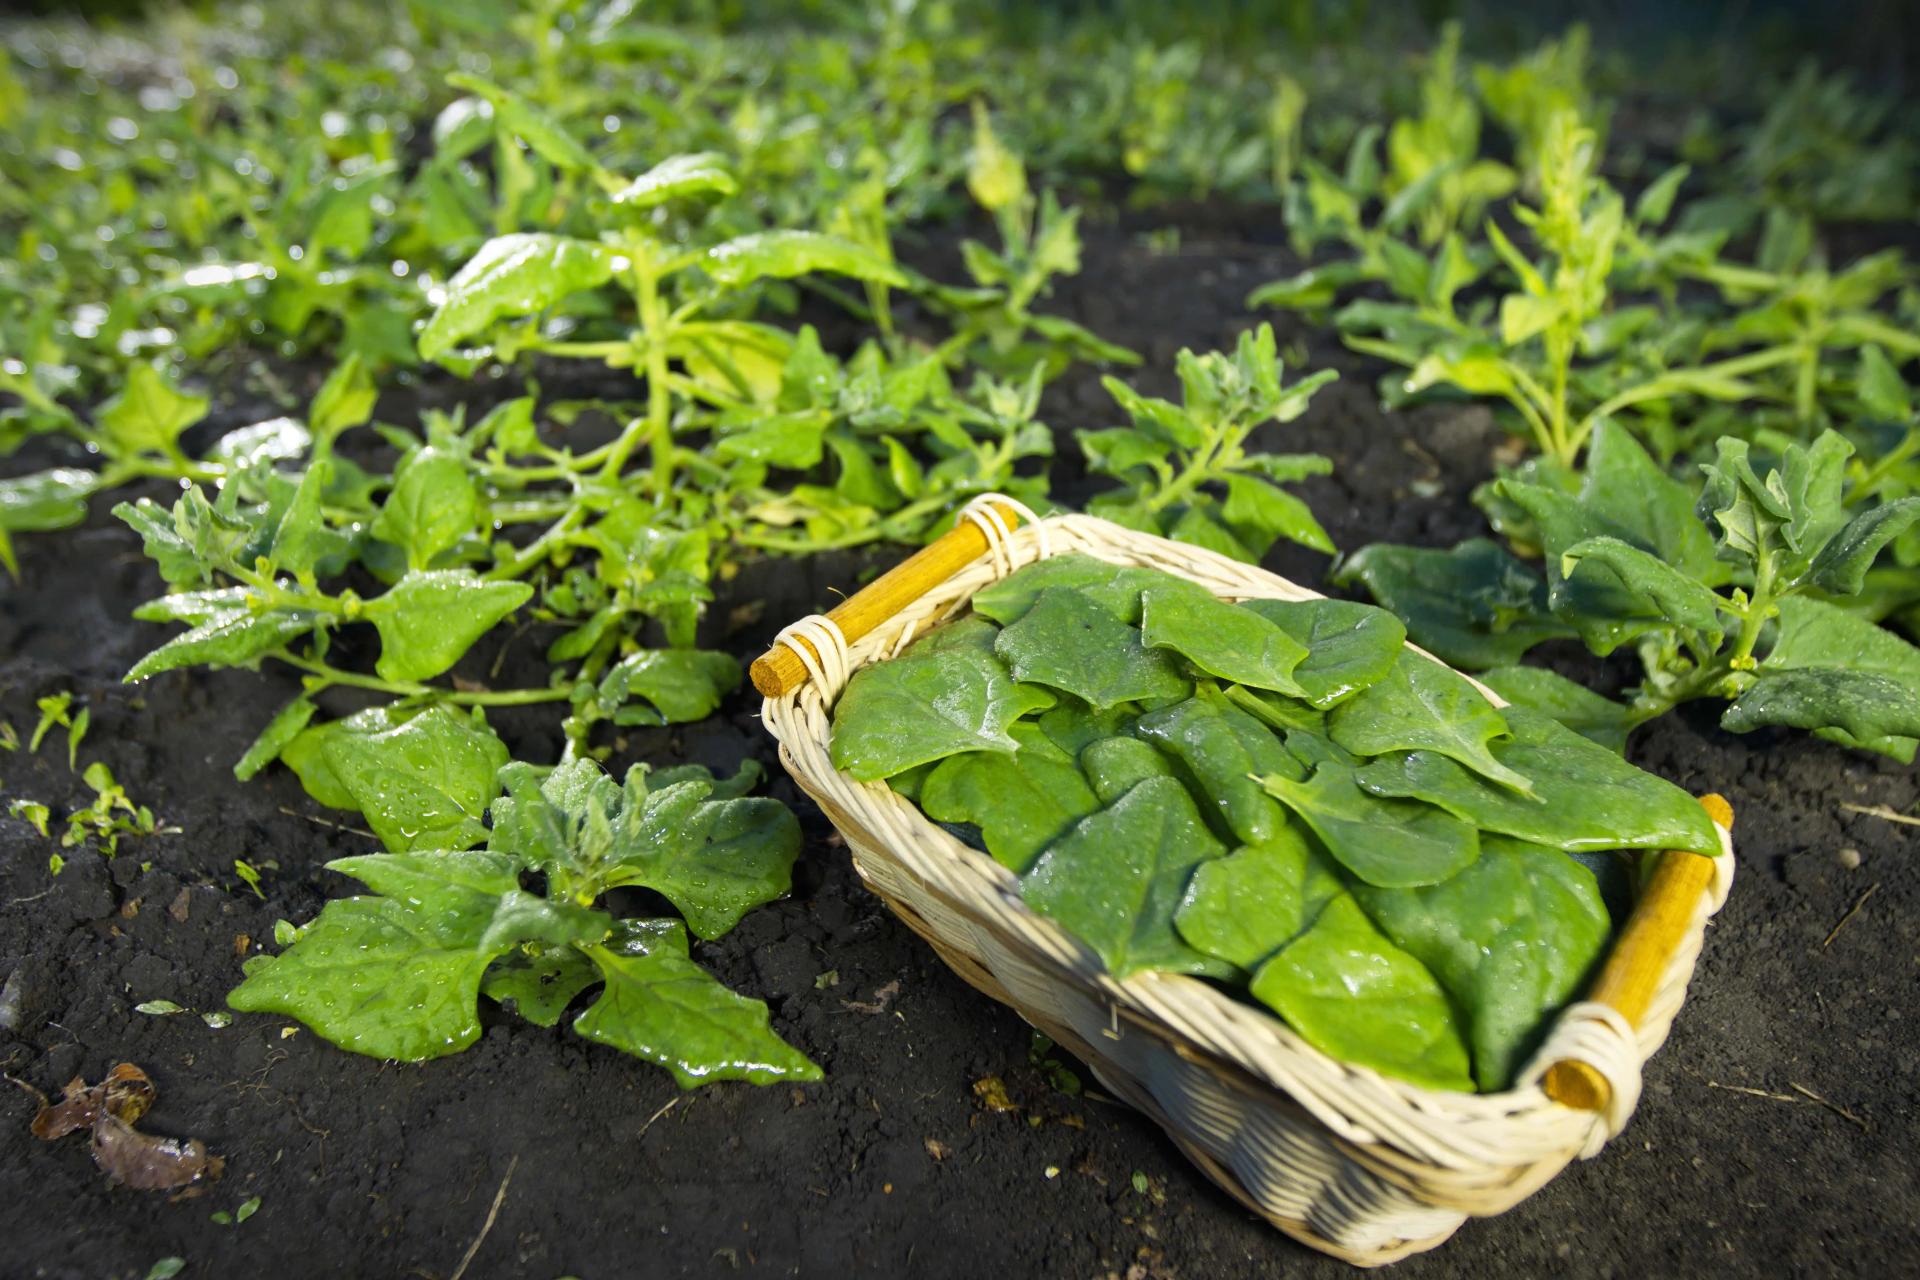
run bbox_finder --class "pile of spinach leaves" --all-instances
[829,554,1721,1092]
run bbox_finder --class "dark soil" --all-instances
[2,206,1916,1280]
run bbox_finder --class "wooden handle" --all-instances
[1543,793,1733,1112]
[750,501,1024,699]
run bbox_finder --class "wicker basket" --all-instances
[756,498,1735,1266]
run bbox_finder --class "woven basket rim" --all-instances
[762,509,1735,1172]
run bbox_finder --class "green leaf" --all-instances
[1250,894,1472,1091]
[230,850,606,1060]
[1760,600,1920,757]
[1333,540,1570,670]
[0,469,96,558]
[362,571,533,684]
[1478,666,1633,753]
[1856,346,1912,423]
[1174,825,1344,971]
[574,924,820,1088]
[702,231,909,290]
[278,706,404,808]
[1138,585,1309,697]
[482,944,598,1026]
[970,553,1165,625]
[611,152,737,209]
[1240,598,1406,708]
[1722,669,1920,751]
[1019,777,1231,979]
[1257,756,1480,889]
[96,364,208,457]
[995,588,1192,710]
[921,724,1100,872]
[1351,838,1609,1090]
[1134,693,1300,846]
[1354,706,1721,855]
[1080,736,1178,804]
[830,643,1053,780]
[308,354,377,440]
[233,695,319,782]
[1328,652,1535,796]
[1559,536,1732,642]
[1805,500,1920,596]
[370,447,481,570]
[595,650,741,725]
[126,607,317,681]
[600,779,801,940]
[445,71,597,173]
[320,705,509,851]
[1220,475,1334,556]
[418,234,616,360]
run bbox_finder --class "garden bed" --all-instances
[2,209,1914,1279]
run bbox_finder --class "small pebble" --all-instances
[1836,847,1862,871]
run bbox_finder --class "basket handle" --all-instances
[750,500,1026,698]
[1543,793,1733,1112]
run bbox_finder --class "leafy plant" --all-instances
[830,553,1719,1092]
[1080,325,1338,562]
[231,756,817,1086]
[1341,422,1920,758]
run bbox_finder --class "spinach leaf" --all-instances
[481,944,599,1027]
[1250,894,1473,1091]
[1139,585,1310,696]
[574,921,822,1088]
[830,643,1053,780]
[1353,706,1722,855]
[994,588,1192,710]
[1352,838,1610,1090]
[320,705,510,851]
[921,725,1100,872]
[1328,652,1536,795]
[362,570,534,683]
[1240,598,1406,707]
[1080,736,1178,804]
[1333,539,1572,670]
[970,553,1167,625]
[1257,757,1480,888]
[1174,825,1344,971]
[1477,666,1633,753]
[1134,692,1301,845]
[1020,777,1232,979]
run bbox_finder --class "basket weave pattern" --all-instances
[762,511,1735,1265]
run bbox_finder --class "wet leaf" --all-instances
[1354,706,1720,854]
[1257,754,1480,888]
[995,588,1191,710]
[703,230,908,289]
[97,364,208,457]
[1134,692,1300,846]
[1351,837,1610,1090]
[362,570,534,683]
[969,553,1164,625]
[1250,894,1473,1091]
[320,705,509,850]
[600,777,801,940]
[830,643,1053,780]
[612,152,736,209]
[574,922,820,1088]
[481,945,598,1027]
[1138,586,1309,696]
[1477,666,1633,753]
[1328,652,1536,796]
[920,724,1099,872]
[229,851,607,1060]
[1174,825,1344,971]
[418,233,616,360]
[1019,776,1231,979]
[1240,598,1405,708]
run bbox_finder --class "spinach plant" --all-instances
[1340,422,1920,758]
[231,755,818,1086]
[1080,325,1338,562]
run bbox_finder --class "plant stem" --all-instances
[277,653,569,706]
